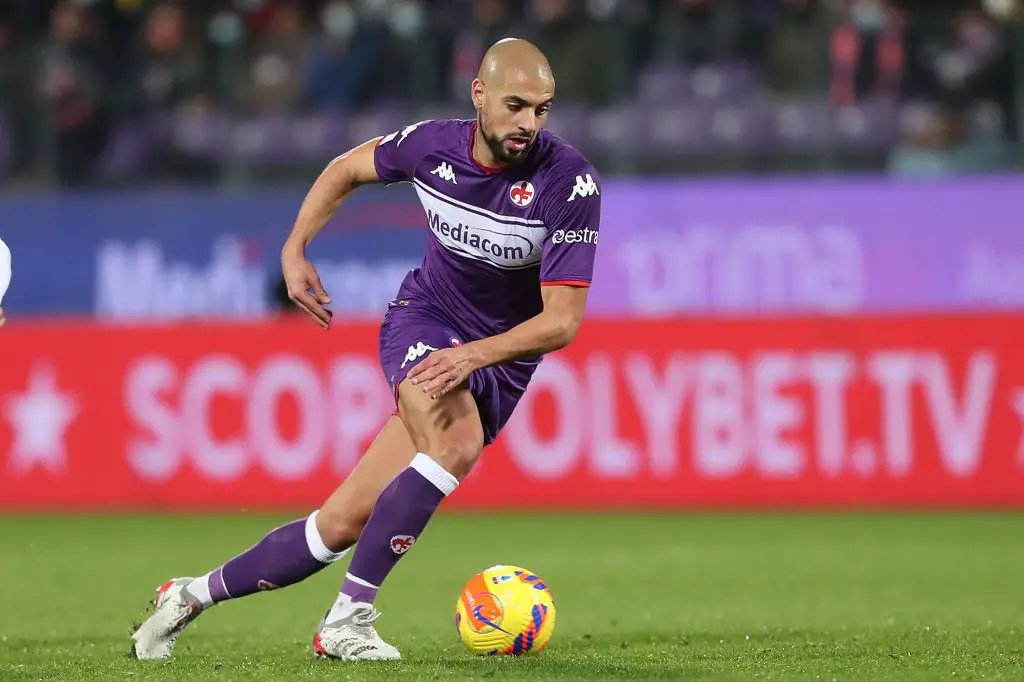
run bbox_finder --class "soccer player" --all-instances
[131,38,601,662]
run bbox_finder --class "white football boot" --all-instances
[131,578,204,660]
[312,603,401,661]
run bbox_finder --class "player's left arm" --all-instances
[462,284,589,368]
[409,281,591,399]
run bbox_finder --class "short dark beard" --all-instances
[477,112,532,166]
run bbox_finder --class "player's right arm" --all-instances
[282,120,433,329]
[281,137,383,328]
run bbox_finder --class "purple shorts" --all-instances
[378,300,535,445]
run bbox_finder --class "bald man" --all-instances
[132,39,602,662]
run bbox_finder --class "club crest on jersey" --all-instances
[450,337,462,347]
[508,180,535,207]
[390,535,416,555]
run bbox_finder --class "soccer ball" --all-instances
[455,565,556,656]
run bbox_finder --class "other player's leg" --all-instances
[313,378,483,661]
[131,415,416,660]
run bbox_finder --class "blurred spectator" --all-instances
[449,0,525,99]
[902,6,1015,138]
[829,0,906,105]
[130,3,208,117]
[37,1,110,185]
[981,0,1024,21]
[0,18,33,178]
[526,0,623,104]
[305,0,379,110]
[888,97,1012,175]
[242,2,309,113]
[762,0,837,95]
[373,0,444,105]
[204,7,248,110]
[652,0,742,67]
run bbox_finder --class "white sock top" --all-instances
[410,453,459,496]
[306,510,351,563]
[190,573,215,608]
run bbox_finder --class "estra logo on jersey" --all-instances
[551,226,599,246]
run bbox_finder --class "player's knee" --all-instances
[315,505,369,552]
[431,440,482,482]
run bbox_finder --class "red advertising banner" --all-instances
[1,315,1023,510]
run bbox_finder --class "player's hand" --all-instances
[281,242,333,329]
[408,346,480,400]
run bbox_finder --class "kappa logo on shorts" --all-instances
[400,341,438,369]
[390,535,416,555]
[257,579,279,591]
[508,180,535,207]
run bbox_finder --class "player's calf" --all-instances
[314,416,420,550]
[316,383,481,661]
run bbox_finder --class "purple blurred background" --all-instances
[1,0,1023,318]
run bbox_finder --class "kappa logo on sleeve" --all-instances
[380,120,432,147]
[567,174,600,202]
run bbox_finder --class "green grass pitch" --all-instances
[0,512,1022,681]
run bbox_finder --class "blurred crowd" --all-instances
[0,0,1021,185]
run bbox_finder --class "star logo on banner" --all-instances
[1012,388,1024,468]
[3,364,79,474]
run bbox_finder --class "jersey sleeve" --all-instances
[372,120,435,184]
[539,165,602,287]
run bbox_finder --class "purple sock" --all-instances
[208,513,347,603]
[340,454,458,605]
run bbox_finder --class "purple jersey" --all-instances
[373,119,601,343]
